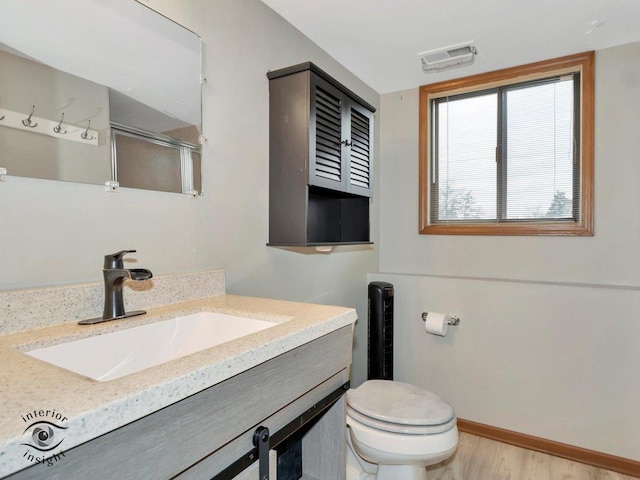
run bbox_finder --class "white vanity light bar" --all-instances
[0,108,99,146]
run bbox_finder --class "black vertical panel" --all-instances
[368,282,394,381]
[268,72,311,245]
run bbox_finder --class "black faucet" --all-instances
[79,250,153,325]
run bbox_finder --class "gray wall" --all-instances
[0,0,380,386]
[373,41,640,461]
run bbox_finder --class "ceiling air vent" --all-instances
[419,42,477,73]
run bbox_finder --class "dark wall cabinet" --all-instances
[268,62,375,247]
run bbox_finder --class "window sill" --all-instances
[420,221,593,236]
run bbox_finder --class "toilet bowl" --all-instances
[345,380,458,480]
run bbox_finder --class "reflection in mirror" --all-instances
[0,46,111,184]
[0,0,202,194]
[111,123,201,194]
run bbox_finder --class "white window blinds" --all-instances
[430,73,580,224]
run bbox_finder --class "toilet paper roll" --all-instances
[424,312,449,337]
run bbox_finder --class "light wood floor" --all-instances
[425,433,639,480]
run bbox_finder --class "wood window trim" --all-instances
[418,51,594,236]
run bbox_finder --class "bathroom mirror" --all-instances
[0,0,202,193]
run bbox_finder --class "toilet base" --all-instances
[346,421,457,480]
[377,465,427,480]
[347,451,426,480]
[346,433,376,480]
[346,430,429,480]
[346,462,375,480]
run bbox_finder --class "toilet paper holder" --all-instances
[421,312,460,326]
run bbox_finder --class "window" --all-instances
[419,52,594,235]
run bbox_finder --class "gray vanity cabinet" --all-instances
[268,62,375,246]
[8,326,352,480]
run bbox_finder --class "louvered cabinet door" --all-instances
[309,75,349,192]
[346,102,373,197]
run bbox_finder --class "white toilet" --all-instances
[345,380,458,480]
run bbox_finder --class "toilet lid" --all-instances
[347,380,454,427]
[347,405,456,435]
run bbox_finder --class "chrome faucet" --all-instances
[79,250,153,325]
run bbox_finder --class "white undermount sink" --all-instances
[25,312,277,382]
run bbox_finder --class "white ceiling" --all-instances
[261,0,640,94]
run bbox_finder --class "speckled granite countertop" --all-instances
[0,294,356,476]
